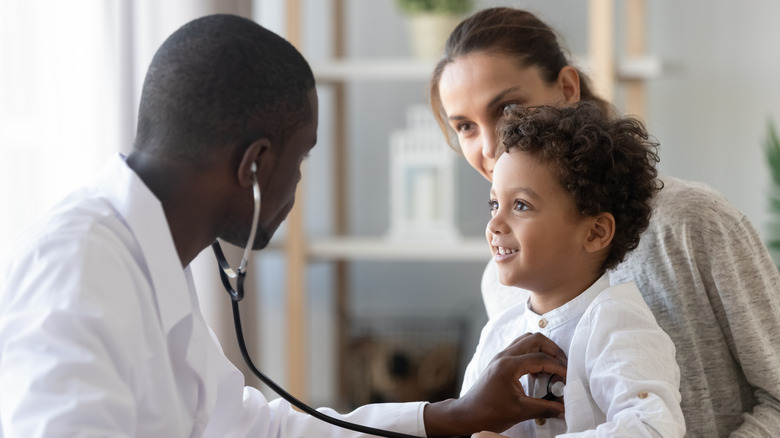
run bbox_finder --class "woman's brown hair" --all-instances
[429,7,613,148]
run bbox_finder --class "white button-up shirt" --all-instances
[460,274,684,437]
[0,155,426,437]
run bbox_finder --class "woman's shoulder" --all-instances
[655,176,744,223]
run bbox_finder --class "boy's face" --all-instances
[487,150,595,305]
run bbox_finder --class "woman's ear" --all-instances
[557,66,581,104]
[237,138,272,188]
[584,212,615,253]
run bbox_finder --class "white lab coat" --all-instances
[0,155,426,437]
[461,274,685,437]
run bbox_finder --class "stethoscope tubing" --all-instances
[212,168,452,438]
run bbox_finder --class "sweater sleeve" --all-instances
[707,214,780,437]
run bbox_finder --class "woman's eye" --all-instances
[502,102,519,115]
[456,122,475,134]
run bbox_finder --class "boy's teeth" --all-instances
[498,247,517,255]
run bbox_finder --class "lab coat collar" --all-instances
[94,154,192,335]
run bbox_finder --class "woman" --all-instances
[429,7,780,437]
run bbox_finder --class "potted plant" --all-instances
[395,0,474,60]
[763,119,780,269]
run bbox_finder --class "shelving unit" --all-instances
[281,0,656,403]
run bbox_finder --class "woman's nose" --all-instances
[481,130,497,159]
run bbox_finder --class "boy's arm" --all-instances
[571,287,685,437]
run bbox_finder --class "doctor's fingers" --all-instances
[489,351,567,383]
[498,332,568,367]
[472,432,510,438]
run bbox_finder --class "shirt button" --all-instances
[638,391,649,399]
[538,319,548,328]
[535,418,547,426]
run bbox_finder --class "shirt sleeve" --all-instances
[563,287,685,438]
[0,230,146,437]
[204,383,427,438]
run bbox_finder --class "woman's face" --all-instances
[438,52,579,181]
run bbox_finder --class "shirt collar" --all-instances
[94,154,192,334]
[524,274,611,329]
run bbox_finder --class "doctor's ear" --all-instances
[238,139,272,187]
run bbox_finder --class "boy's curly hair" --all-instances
[497,102,661,271]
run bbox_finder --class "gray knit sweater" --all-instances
[480,176,780,437]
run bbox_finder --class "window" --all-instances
[0,1,124,256]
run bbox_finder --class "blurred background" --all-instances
[2,0,780,409]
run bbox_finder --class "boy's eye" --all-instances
[488,199,498,214]
[513,200,529,212]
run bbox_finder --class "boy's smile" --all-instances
[487,149,600,313]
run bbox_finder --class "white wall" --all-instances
[642,1,780,232]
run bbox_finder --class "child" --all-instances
[462,103,685,437]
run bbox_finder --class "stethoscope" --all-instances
[211,164,438,438]
[210,165,563,436]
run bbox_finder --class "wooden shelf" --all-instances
[307,236,490,261]
[312,58,437,82]
[312,55,663,83]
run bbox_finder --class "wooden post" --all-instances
[284,0,308,401]
[588,0,615,103]
[331,0,351,407]
[625,0,646,119]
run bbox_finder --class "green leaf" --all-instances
[396,0,473,15]
[762,118,780,270]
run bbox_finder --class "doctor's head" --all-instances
[132,14,317,250]
[429,7,612,182]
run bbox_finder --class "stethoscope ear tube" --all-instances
[211,168,440,437]
[213,241,245,302]
[211,168,442,438]
[230,298,444,438]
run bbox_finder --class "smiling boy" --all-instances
[463,103,685,437]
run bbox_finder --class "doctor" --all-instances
[0,14,567,437]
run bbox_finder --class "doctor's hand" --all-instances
[423,333,567,437]
[472,432,510,438]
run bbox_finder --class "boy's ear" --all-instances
[584,212,615,253]
[237,138,273,188]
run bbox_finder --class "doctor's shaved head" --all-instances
[133,14,315,163]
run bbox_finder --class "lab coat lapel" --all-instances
[95,155,192,335]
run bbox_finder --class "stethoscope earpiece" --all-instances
[212,162,262,302]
